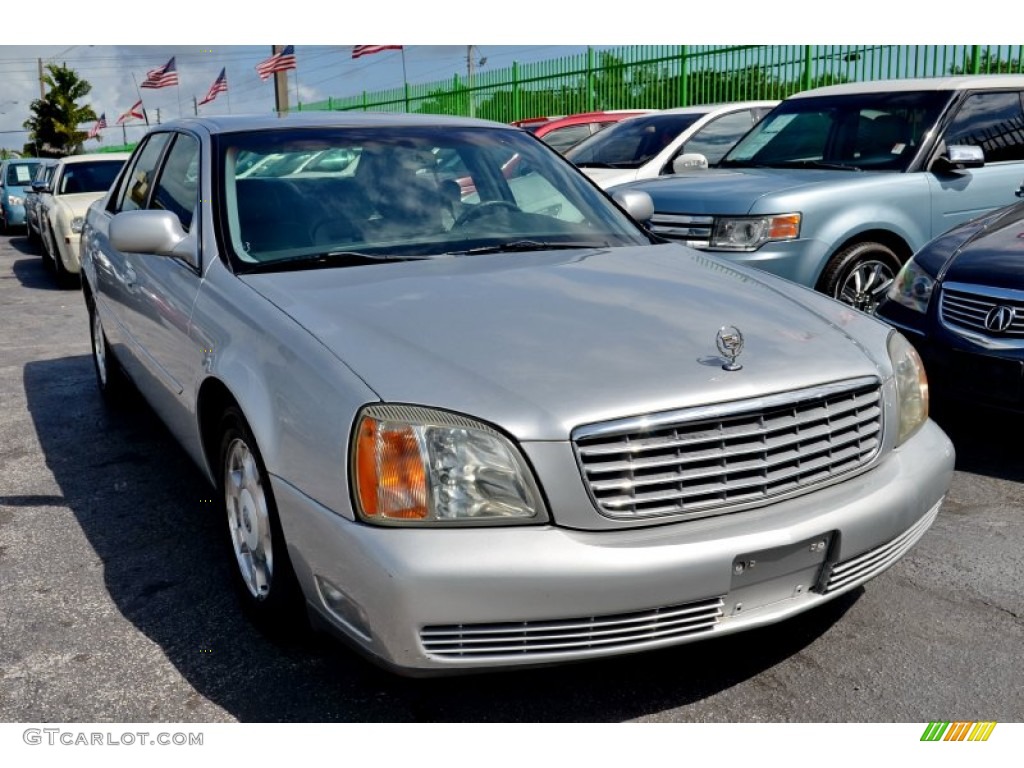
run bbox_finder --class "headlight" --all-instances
[887,331,929,446]
[710,213,800,251]
[70,216,85,234]
[352,405,546,526]
[8,195,24,206]
[886,257,935,313]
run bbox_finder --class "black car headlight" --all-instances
[886,257,935,314]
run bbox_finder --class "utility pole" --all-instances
[193,96,198,116]
[273,45,289,114]
[37,58,45,100]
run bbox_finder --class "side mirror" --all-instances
[932,144,984,173]
[672,153,709,174]
[610,188,655,224]
[1015,180,1024,199]
[31,181,48,193]
[110,210,189,257]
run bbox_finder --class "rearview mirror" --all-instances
[672,153,709,173]
[932,144,984,173]
[610,188,655,224]
[110,210,189,257]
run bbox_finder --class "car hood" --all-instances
[242,244,887,441]
[619,167,875,215]
[55,192,107,217]
[580,167,641,189]
[941,203,1024,290]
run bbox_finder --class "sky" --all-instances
[1,3,1010,153]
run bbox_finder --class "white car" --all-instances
[565,101,778,189]
[39,153,130,286]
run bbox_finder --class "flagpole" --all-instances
[131,74,150,126]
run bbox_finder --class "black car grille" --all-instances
[940,283,1024,338]
[573,378,883,520]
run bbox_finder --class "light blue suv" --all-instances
[0,158,42,233]
[619,75,1024,312]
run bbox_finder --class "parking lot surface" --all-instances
[1,231,1022,722]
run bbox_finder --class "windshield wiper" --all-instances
[239,250,432,274]
[445,240,605,256]
[778,160,864,172]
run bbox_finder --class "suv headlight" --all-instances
[9,195,24,206]
[352,405,547,526]
[886,257,935,313]
[70,216,85,234]
[887,331,929,446]
[710,213,800,251]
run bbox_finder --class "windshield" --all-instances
[58,160,125,194]
[5,162,39,187]
[565,113,705,169]
[719,90,953,171]
[216,125,652,272]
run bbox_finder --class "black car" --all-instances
[876,181,1024,411]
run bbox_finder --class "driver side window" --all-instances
[113,133,171,214]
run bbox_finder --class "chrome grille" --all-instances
[574,378,883,520]
[940,283,1024,338]
[824,501,940,593]
[649,212,715,247]
[421,597,723,659]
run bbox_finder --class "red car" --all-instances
[532,110,653,154]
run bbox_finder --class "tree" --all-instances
[22,64,97,157]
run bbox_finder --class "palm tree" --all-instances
[22,64,98,157]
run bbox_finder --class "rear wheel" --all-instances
[50,231,78,289]
[818,241,901,314]
[218,406,305,636]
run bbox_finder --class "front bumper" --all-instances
[703,238,831,289]
[878,300,1024,411]
[2,203,26,227]
[275,419,953,674]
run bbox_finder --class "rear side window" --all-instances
[944,91,1024,163]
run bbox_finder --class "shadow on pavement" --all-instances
[929,398,1024,483]
[10,255,62,292]
[23,355,857,722]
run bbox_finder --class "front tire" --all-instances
[50,231,79,289]
[218,406,305,635]
[87,295,130,401]
[818,241,901,314]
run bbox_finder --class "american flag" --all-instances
[116,99,146,125]
[198,68,228,106]
[256,46,296,81]
[87,113,107,140]
[141,57,179,89]
[352,45,403,59]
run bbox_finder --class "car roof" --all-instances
[55,153,133,164]
[156,112,511,136]
[792,74,1024,99]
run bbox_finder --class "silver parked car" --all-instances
[81,113,954,675]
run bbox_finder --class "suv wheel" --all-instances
[819,242,901,314]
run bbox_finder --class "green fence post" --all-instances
[404,82,410,113]
[802,45,813,91]
[362,91,368,113]
[512,61,520,122]
[678,45,689,106]
[969,45,982,74]
[586,47,596,112]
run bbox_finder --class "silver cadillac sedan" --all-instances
[80,113,954,675]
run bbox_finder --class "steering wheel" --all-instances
[454,200,520,228]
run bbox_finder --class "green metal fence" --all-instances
[297,44,1024,123]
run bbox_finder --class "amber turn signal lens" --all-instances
[355,417,428,520]
[768,213,801,240]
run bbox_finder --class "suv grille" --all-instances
[649,212,715,247]
[573,378,883,520]
[940,283,1024,338]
